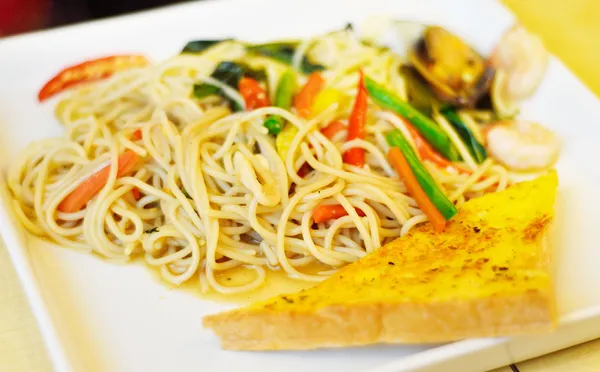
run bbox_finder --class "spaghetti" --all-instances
[8,28,514,295]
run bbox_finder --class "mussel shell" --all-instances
[409,26,495,107]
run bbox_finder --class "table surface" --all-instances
[2,0,600,371]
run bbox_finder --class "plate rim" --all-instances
[2,1,600,372]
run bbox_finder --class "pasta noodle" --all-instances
[8,29,510,295]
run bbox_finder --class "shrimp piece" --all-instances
[491,24,548,102]
[486,120,560,172]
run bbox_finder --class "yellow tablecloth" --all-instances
[2,1,600,371]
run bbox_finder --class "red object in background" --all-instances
[0,0,51,36]
[37,55,150,101]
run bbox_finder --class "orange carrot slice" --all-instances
[321,120,346,140]
[293,72,325,118]
[58,150,141,213]
[388,147,447,231]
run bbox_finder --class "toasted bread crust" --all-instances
[204,287,555,350]
[203,172,559,351]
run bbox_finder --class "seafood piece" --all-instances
[486,120,560,171]
[409,26,494,107]
[491,24,548,115]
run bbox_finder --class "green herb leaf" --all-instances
[247,42,324,74]
[401,66,441,116]
[145,227,159,234]
[181,39,231,54]
[441,108,487,164]
[193,61,246,112]
[242,66,268,82]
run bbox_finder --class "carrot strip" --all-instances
[387,147,447,232]
[343,71,367,167]
[238,77,270,110]
[313,204,365,223]
[58,150,141,213]
[321,120,346,140]
[293,72,324,118]
[404,120,472,174]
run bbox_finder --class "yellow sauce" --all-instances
[140,260,323,305]
[31,235,324,305]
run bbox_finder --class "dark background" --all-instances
[1,0,190,36]
[52,0,188,24]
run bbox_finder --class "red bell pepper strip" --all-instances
[403,120,472,174]
[238,77,270,110]
[313,204,366,223]
[343,71,367,167]
[131,129,143,141]
[38,55,149,102]
[131,187,142,201]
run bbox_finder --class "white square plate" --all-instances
[1,0,600,371]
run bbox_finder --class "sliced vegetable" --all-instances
[243,66,268,82]
[131,129,142,141]
[247,42,325,74]
[321,120,345,140]
[274,70,297,109]
[193,61,245,112]
[38,55,149,102]
[440,107,487,164]
[264,70,296,135]
[275,124,313,177]
[312,88,344,117]
[297,163,313,178]
[387,147,447,231]
[400,65,440,116]
[386,130,458,221]
[364,75,461,161]
[264,117,284,135]
[181,39,231,54]
[238,77,270,110]
[276,124,299,159]
[58,150,141,213]
[404,120,471,174]
[293,72,324,118]
[132,187,142,201]
[313,204,366,223]
[343,71,368,167]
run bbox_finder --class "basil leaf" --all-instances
[441,108,487,164]
[247,42,324,74]
[181,39,231,54]
[193,61,246,112]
